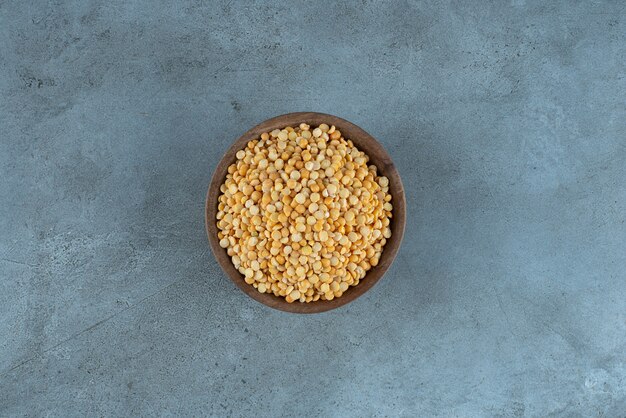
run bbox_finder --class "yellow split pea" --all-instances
[216,123,393,303]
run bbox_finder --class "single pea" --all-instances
[294,193,306,204]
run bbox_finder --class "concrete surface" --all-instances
[1,0,625,416]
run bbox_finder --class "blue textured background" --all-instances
[1,1,625,416]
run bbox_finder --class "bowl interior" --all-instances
[206,112,406,313]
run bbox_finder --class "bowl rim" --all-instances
[205,112,406,313]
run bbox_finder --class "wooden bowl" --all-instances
[206,112,406,313]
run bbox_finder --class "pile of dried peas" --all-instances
[216,123,392,303]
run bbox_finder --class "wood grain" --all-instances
[206,112,406,313]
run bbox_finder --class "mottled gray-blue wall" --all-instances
[1,0,625,416]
